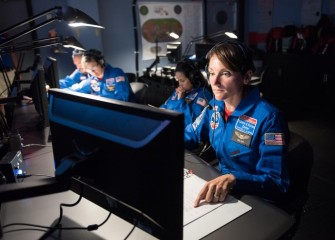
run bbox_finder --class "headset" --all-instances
[83,49,106,67]
[205,39,255,75]
[72,49,85,57]
[176,59,204,87]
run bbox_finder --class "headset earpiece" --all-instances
[185,60,200,86]
[84,49,105,67]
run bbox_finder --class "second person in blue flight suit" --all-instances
[70,49,135,102]
[160,60,213,126]
[59,49,88,90]
[185,39,290,207]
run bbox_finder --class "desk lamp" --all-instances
[182,30,238,58]
[0,5,104,47]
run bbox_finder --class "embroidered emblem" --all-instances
[106,78,115,91]
[235,115,257,135]
[231,129,252,147]
[90,79,100,92]
[196,97,207,107]
[210,111,220,129]
[265,133,285,145]
[116,76,125,82]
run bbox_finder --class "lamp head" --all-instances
[167,32,180,40]
[62,36,85,51]
[59,6,104,29]
[224,31,238,39]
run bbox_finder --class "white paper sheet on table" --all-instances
[183,169,252,239]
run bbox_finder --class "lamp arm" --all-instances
[0,37,61,54]
[182,40,195,58]
[0,6,61,37]
[181,30,233,58]
[0,18,60,47]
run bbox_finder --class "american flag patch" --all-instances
[265,133,285,145]
[116,76,125,82]
[196,97,207,107]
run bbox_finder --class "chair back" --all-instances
[130,82,148,104]
[279,131,314,239]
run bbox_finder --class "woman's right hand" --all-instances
[176,86,185,100]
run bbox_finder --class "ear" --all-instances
[243,70,253,85]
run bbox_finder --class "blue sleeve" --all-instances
[66,78,92,94]
[183,87,212,126]
[59,69,82,89]
[100,68,132,101]
[184,107,210,150]
[160,91,178,109]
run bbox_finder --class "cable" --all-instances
[2,187,113,238]
[54,184,85,227]
[124,217,138,240]
[2,211,112,232]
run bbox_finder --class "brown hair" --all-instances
[206,39,255,74]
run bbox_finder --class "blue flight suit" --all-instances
[185,86,290,202]
[70,64,135,102]
[160,86,213,126]
[59,69,88,89]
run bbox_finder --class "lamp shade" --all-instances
[61,6,104,29]
[61,36,85,51]
[0,5,104,47]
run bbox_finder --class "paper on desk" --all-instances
[183,169,252,239]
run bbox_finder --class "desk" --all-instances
[0,150,295,240]
[185,151,295,239]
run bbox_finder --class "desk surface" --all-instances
[1,145,294,240]
[185,151,295,239]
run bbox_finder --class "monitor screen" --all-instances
[48,89,184,239]
[30,65,49,127]
[44,56,59,89]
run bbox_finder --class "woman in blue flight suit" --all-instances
[71,49,135,102]
[160,60,212,126]
[185,40,290,207]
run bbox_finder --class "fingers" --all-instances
[194,174,235,207]
[194,185,209,208]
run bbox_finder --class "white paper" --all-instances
[183,169,252,240]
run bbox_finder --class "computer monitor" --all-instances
[44,56,59,89]
[48,89,184,240]
[30,65,49,127]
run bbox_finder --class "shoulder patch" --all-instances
[264,133,285,145]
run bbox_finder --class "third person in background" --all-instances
[160,60,212,126]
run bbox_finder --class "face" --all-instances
[207,54,248,101]
[83,59,104,78]
[73,55,85,73]
[175,71,193,91]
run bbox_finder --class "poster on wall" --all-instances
[255,0,273,33]
[301,0,322,25]
[138,1,203,60]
